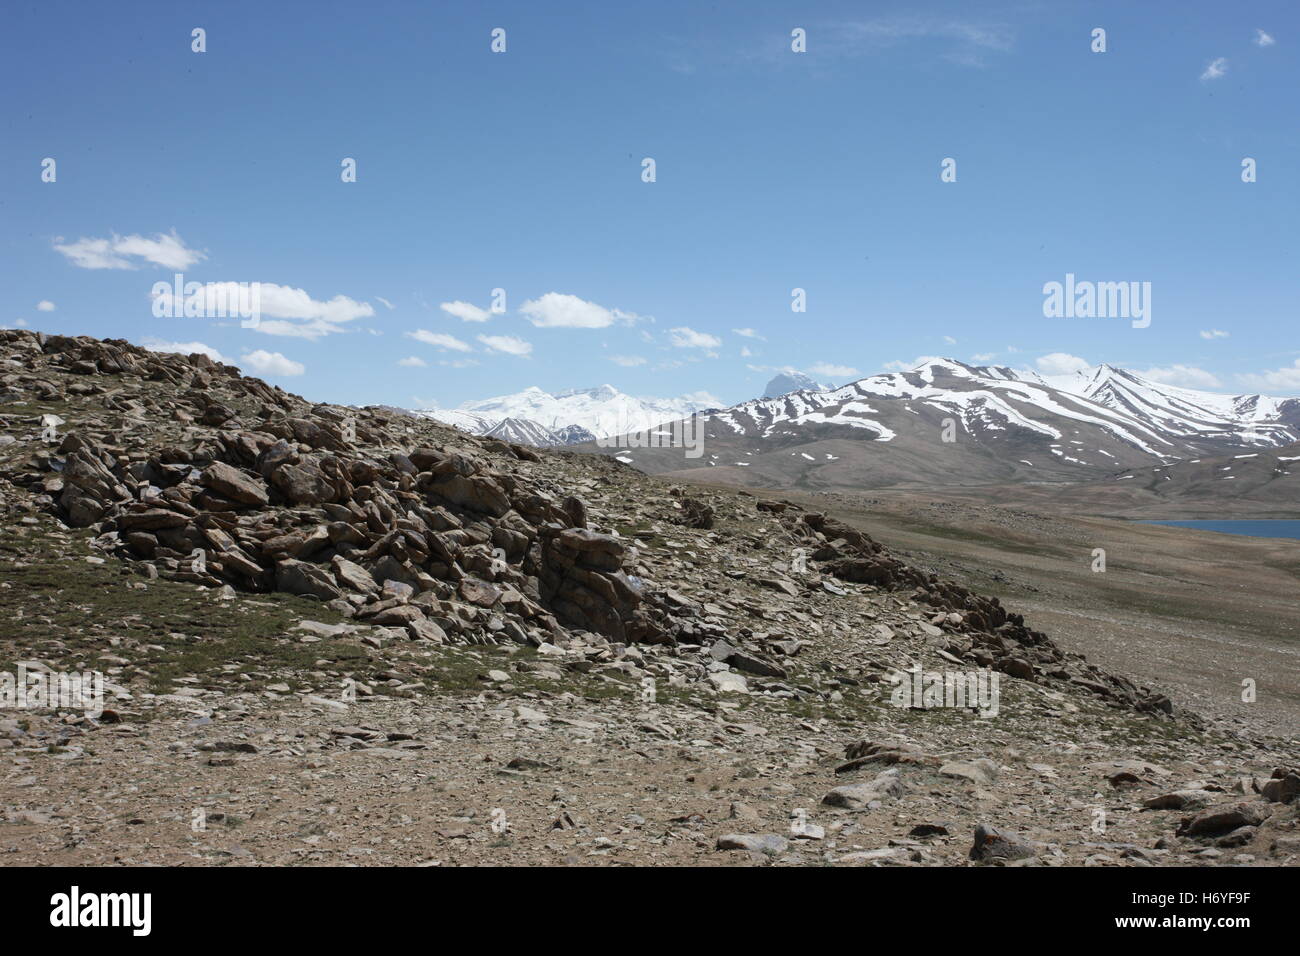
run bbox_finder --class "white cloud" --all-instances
[1035,352,1091,375]
[239,349,304,377]
[477,334,533,357]
[943,335,957,345]
[1201,57,1228,81]
[150,281,374,340]
[250,320,333,339]
[140,338,226,363]
[610,355,646,367]
[397,356,427,367]
[1239,360,1300,393]
[407,329,472,352]
[376,296,395,310]
[668,326,722,349]
[520,292,612,328]
[740,346,754,358]
[36,300,56,312]
[1255,29,1275,47]
[440,300,491,323]
[755,17,1012,69]
[244,284,373,327]
[808,362,859,379]
[1200,329,1230,340]
[834,18,1014,65]
[1136,365,1221,389]
[519,292,640,329]
[54,230,204,270]
[971,352,996,362]
[883,355,942,372]
[732,327,765,340]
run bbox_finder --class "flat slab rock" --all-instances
[939,758,999,787]
[1177,801,1273,837]
[715,833,789,855]
[822,769,906,810]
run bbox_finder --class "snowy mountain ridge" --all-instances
[705,358,1299,461]
[411,384,717,446]
[408,360,1298,460]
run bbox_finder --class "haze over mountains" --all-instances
[412,385,720,447]
[412,372,852,446]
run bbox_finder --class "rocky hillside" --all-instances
[0,329,1296,867]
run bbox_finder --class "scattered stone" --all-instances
[1177,801,1272,838]
[823,770,905,810]
[1142,790,1214,811]
[940,758,999,787]
[709,672,749,694]
[969,824,1036,863]
[1261,770,1299,804]
[715,834,789,856]
[908,823,951,838]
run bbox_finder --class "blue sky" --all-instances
[3,0,1297,407]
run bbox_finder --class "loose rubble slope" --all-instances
[0,330,1296,866]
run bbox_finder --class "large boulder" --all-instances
[201,461,269,507]
[822,770,906,810]
[276,559,343,601]
[423,473,511,517]
[116,508,190,531]
[1177,801,1272,838]
[331,555,378,594]
[58,447,127,527]
[1261,770,1300,804]
[271,457,340,504]
[823,556,897,585]
[969,824,1036,862]
[60,485,109,527]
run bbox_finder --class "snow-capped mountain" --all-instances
[762,371,832,400]
[551,423,599,445]
[482,417,573,447]
[711,359,1298,456]
[412,385,717,446]
[1026,364,1296,447]
[581,359,1300,495]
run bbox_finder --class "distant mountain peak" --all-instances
[556,384,621,401]
[411,383,715,447]
[921,357,973,370]
[762,371,831,400]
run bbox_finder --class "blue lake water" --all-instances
[1139,519,1300,540]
